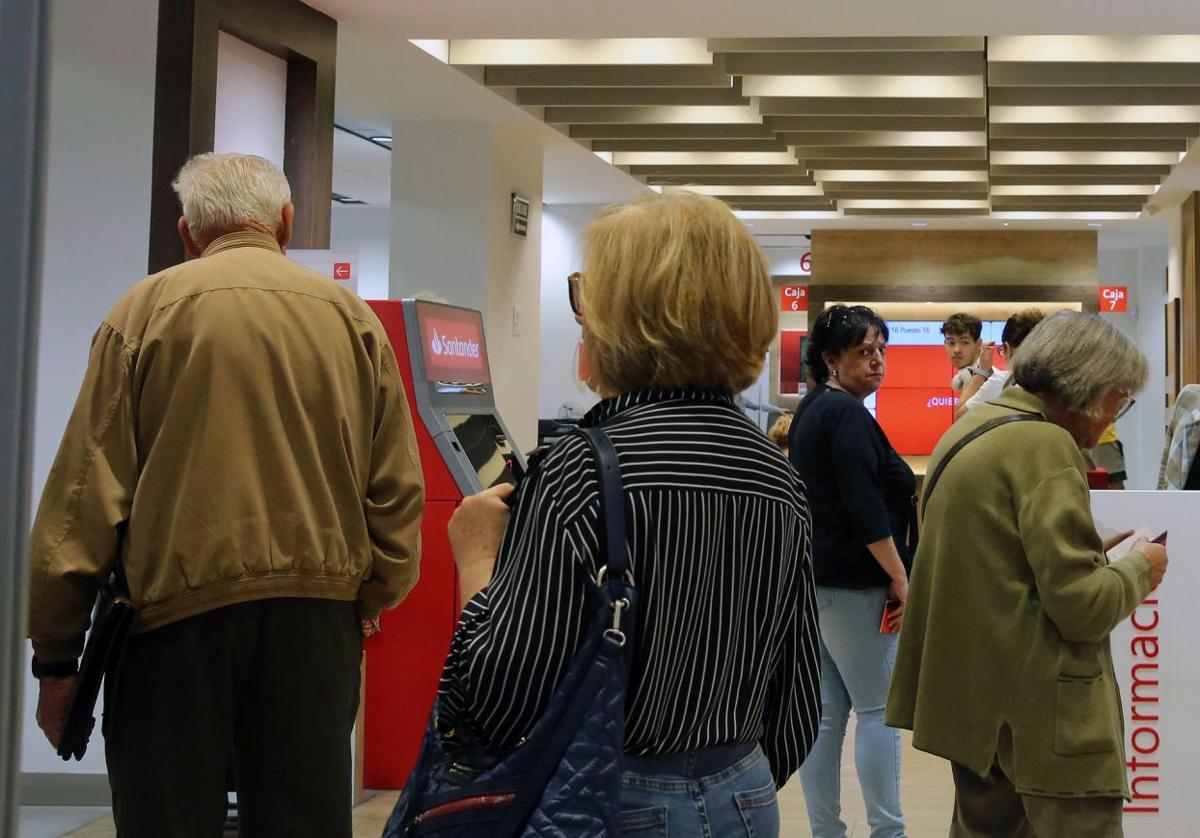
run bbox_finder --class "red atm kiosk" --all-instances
[363,299,525,789]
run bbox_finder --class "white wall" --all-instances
[1100,246,1169,490]
[487,124,544,455]
[23,0,160,776]
[539,204,603,420]
[764,247,813,277]
[1134,246,1169,489]
[390,123,543,453]
[213,32,287,168]
[331,205,390,300]
[391,124,491,308]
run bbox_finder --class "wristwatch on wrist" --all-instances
[969,365,991,379]
[31,656,78,679]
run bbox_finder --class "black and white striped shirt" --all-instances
[438,388,821,786]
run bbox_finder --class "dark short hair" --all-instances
[1001,308,1045,350]
[941,313,982,341]
[806,305,890,385]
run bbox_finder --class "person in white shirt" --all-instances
[942,313,984,393]
[955,309,1046,421]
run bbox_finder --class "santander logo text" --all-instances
[430,328,481,360]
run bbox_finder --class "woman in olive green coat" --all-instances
[886,312,1169,837]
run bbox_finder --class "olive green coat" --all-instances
[885,387,1151,798]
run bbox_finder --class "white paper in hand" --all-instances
[1104,526,1155,563]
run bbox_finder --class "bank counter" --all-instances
[363,299,525,789]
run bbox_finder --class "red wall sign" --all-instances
[780,329,807,394]
[1100,286,1129,313]
[781,285,808,312]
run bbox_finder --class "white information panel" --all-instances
[288,249,359,296]
[1094,490,1200,835]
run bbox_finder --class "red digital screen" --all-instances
[415,302,491,383]
[875,388,956,455]
[883,346,956,388]
[873,338,958,455]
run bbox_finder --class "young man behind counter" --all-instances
[942,312,985,394]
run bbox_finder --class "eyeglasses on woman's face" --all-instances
[1114,391,1136,421]
[567,273,582,318]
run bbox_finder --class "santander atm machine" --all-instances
[362,298,525,789]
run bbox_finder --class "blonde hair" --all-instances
[172,153,292,245]
[578,192,776,395]
[768,414,792,451]
[1011,311,1148,419]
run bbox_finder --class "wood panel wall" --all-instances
[809,230,1099,316]
[149,0,336,273]
[1182,194,1199,388]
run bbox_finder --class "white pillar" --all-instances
[390,122,544,452]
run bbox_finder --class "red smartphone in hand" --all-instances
[880,600,901,634]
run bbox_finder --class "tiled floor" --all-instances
[47,730,955,836]
[17,807,112,838]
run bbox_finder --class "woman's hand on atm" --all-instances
[449,484,516,602]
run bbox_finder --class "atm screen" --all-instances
[444,413,517,488]
[415,302,492,384]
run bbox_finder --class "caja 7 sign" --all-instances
[1100,286,1129,313]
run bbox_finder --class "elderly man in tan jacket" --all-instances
[887,312,1168,838]
[28,153,424,837]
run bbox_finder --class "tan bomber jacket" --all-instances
[29,232,425,662]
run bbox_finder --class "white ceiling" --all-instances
[311,0,1200,246]
[324,24,649,209]
[331,128,391,205]
[307,0,1200,39]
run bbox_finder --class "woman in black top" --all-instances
[441,192,821,836]
[788,305,915,838]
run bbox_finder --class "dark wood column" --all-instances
[1183,194,1200,388]
[149,0,336,273]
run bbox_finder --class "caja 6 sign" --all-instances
[781,285,808,312]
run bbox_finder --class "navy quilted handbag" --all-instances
[383,426,635,837]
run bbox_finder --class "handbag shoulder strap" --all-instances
[490,427,631,835]
[576,425,629,578]
[921,413,1045,517]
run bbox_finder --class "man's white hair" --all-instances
[171,153,292,244]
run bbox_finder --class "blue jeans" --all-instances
[618,744,779,837]
[799,586,905,838]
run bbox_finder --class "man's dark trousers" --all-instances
[104,597,363,837]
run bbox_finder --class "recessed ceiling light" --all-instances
[612,151,799,166]
[1002,222,1010,228]
[843,199,987,211]
[991,150,1179,166]
[912,222,929,228]
[370,136,392,143]
[1087,223,1104,228]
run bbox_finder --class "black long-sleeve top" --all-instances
[438,388,821,787]
[788,384,917,589]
